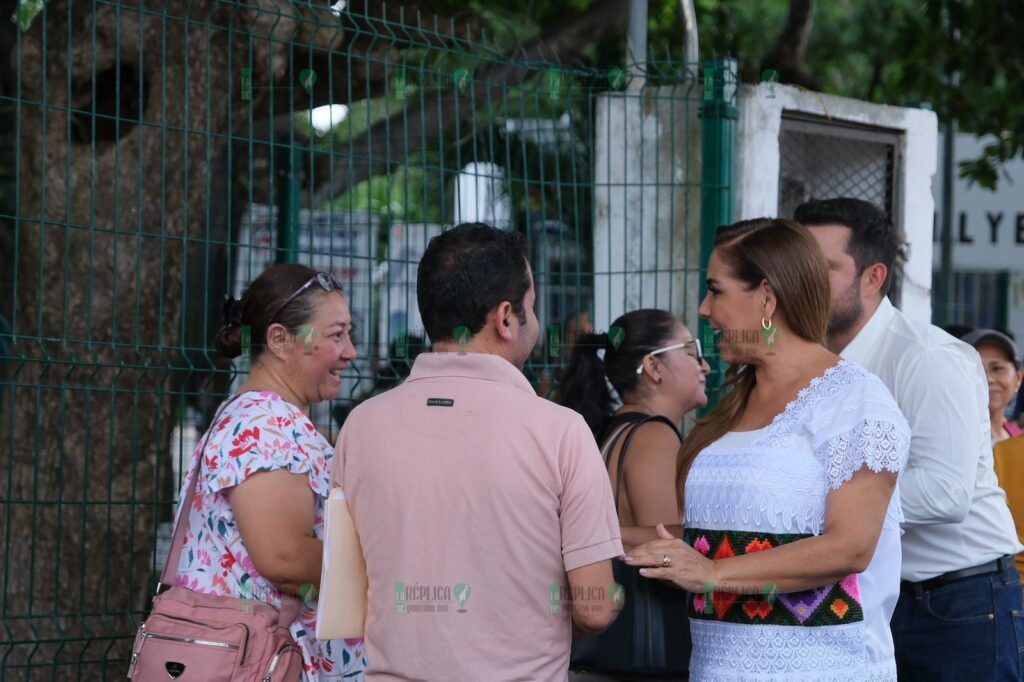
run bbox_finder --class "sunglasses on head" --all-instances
[267,271,344,326]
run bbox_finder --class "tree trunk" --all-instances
[760,0,820,91]
[0,1,295,676]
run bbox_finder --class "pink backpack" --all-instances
[128,397,305,681]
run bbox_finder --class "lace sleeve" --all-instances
[823,418,910,490]
[813,373,911,491]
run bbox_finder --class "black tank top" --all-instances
[599,411,679,448]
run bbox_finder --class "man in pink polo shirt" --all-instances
[332,223,623,680]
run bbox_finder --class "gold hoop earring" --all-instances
[761,316,771,330]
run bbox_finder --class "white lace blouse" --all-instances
[682,360,910,681]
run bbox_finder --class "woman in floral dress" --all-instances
[172,264,366,679]
[626,219,911,680]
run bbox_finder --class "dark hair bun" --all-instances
[215,325,242,359]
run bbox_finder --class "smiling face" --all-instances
[290,291,358,404]
[698,249,768,365]
[977,343,1024,419]
[650,322,710,411]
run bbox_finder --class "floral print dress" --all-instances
[172,390,367,680]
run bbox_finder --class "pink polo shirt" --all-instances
[332,352,622,681]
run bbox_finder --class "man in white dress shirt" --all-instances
[797,197,1024,680]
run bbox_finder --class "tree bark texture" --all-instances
[0,0,306,676]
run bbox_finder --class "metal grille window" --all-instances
[778,116,901,225]
[778,114,903,299]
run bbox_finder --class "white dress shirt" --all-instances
[840,297,1022,581]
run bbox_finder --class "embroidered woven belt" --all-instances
[683,528,864,627]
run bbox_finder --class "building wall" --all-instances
[734,83,938,324]
[592,89,703,336]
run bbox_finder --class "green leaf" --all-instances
[11,0,44,33]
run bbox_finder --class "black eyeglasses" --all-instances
[267,272,344,326]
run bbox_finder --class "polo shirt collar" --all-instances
[406,352,536,396]
[840,296,896,363]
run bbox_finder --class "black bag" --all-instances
[570,415,692,680]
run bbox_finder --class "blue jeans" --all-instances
[891,557,1024,681]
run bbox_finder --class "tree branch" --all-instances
[760,0,819,91]
[311,0,628,206]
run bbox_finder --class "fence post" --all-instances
[275,145,302,264]
[699,58,738,411]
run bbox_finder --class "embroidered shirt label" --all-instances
[426,398,455,407]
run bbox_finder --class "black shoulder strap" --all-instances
[607,415,681,512]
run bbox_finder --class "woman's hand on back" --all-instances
[624,523,713,593]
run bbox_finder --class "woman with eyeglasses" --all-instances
[557,309,708,677]
[171,264,365,680]
[557,309,709,528]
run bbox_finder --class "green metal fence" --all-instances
[0,1,732,677]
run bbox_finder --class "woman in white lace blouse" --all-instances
[624,218,911,681]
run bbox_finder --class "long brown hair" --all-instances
[675,218,831,512]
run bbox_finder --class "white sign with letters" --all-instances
[932,134,1024,270]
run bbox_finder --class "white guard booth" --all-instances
[734,83,939,322]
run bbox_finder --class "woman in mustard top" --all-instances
[963,329,1024,580]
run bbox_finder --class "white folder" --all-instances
[316,489,368,639]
